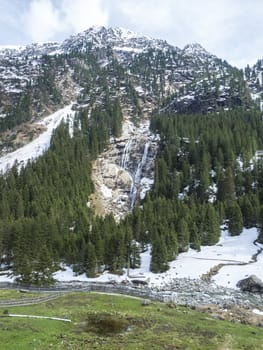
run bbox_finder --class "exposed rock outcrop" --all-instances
[237,275,263,293]
[91,117,158,221]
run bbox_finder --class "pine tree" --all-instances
[239,196,255,228]
[85,241,97,277]
[129,240,141,269]
[150,234,169,273]
[217,167,235,202]
[227,203,243,236]
[177,218,190,253]
[190,222,201,251]
[201,205,220,245]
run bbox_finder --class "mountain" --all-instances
[0,26,263,285]
[245,59,263,110]
[0,26,254,154]
[0,25,255,217]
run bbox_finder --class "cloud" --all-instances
[113,0,263,67]
[117,0,237,46]
[23,0,62,42]
[22,0,108,43]
[60,0,108,34]
[0,1,27,43]
[0,0,262,67]
[118,0,174,33]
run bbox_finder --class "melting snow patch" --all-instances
[0,104,75,173]
[53,265,88,282]
[0,270,16,283]
[51,228,263,290]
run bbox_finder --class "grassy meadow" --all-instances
[0,291,262,349]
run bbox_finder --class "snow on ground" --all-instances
[52,227,263,290]
[168,228,262,289]
[114,46,143,54]
[53,265,89,282]
[0,270,16,283]
[0,104,75,173]
[1,226,261,289]
[213,242,263,289]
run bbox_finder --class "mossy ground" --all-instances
[0,291,262,349]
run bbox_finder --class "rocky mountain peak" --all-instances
[183,42,211,56]
[60,25,172,54]
[0,24,258,143]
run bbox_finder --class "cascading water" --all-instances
[130,141,150,209]
[120,139,132,169]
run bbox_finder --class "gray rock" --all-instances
[237,275,263,293]
[141,299,151,306]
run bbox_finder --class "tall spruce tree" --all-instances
[227,203,243,236]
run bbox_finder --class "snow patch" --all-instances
[0,270,16,283]
[114,46,143,54]
[0,104,75,173]
[53,265,89,282]
[52,228,263,291]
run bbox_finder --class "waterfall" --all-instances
[130,141,150,209]
[120,138,151,209]
[120,139,132,169]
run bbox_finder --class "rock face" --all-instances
[91,117,159,221]
[237,275,263,293]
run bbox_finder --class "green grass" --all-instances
[0,291,262,349]
[0,289,47,300]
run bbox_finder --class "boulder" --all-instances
[131,279,148,286]
[237,275,263,293]
[141,299,151,306]
[116,169,133,190]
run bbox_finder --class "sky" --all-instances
[0,0,262,68]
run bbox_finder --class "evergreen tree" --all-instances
[190,222,201,251]
[227,203,243,236]
[85,241,97,277]
[150,234,169,273]
[201,205,220,245]
[129,240,141,269]
[177,218,190,252]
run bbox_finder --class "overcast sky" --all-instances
[0,0,262,68]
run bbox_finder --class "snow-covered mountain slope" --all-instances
[245,59,263,110]
[0,104,75,173]
[0,25,254,128]
[61,26,172,54]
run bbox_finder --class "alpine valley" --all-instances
[1,25,263,299]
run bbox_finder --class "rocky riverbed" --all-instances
[147,277,263,326]
[151,277,263,309]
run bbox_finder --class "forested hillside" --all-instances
[1,106,263,283]
[0,26,263,284]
